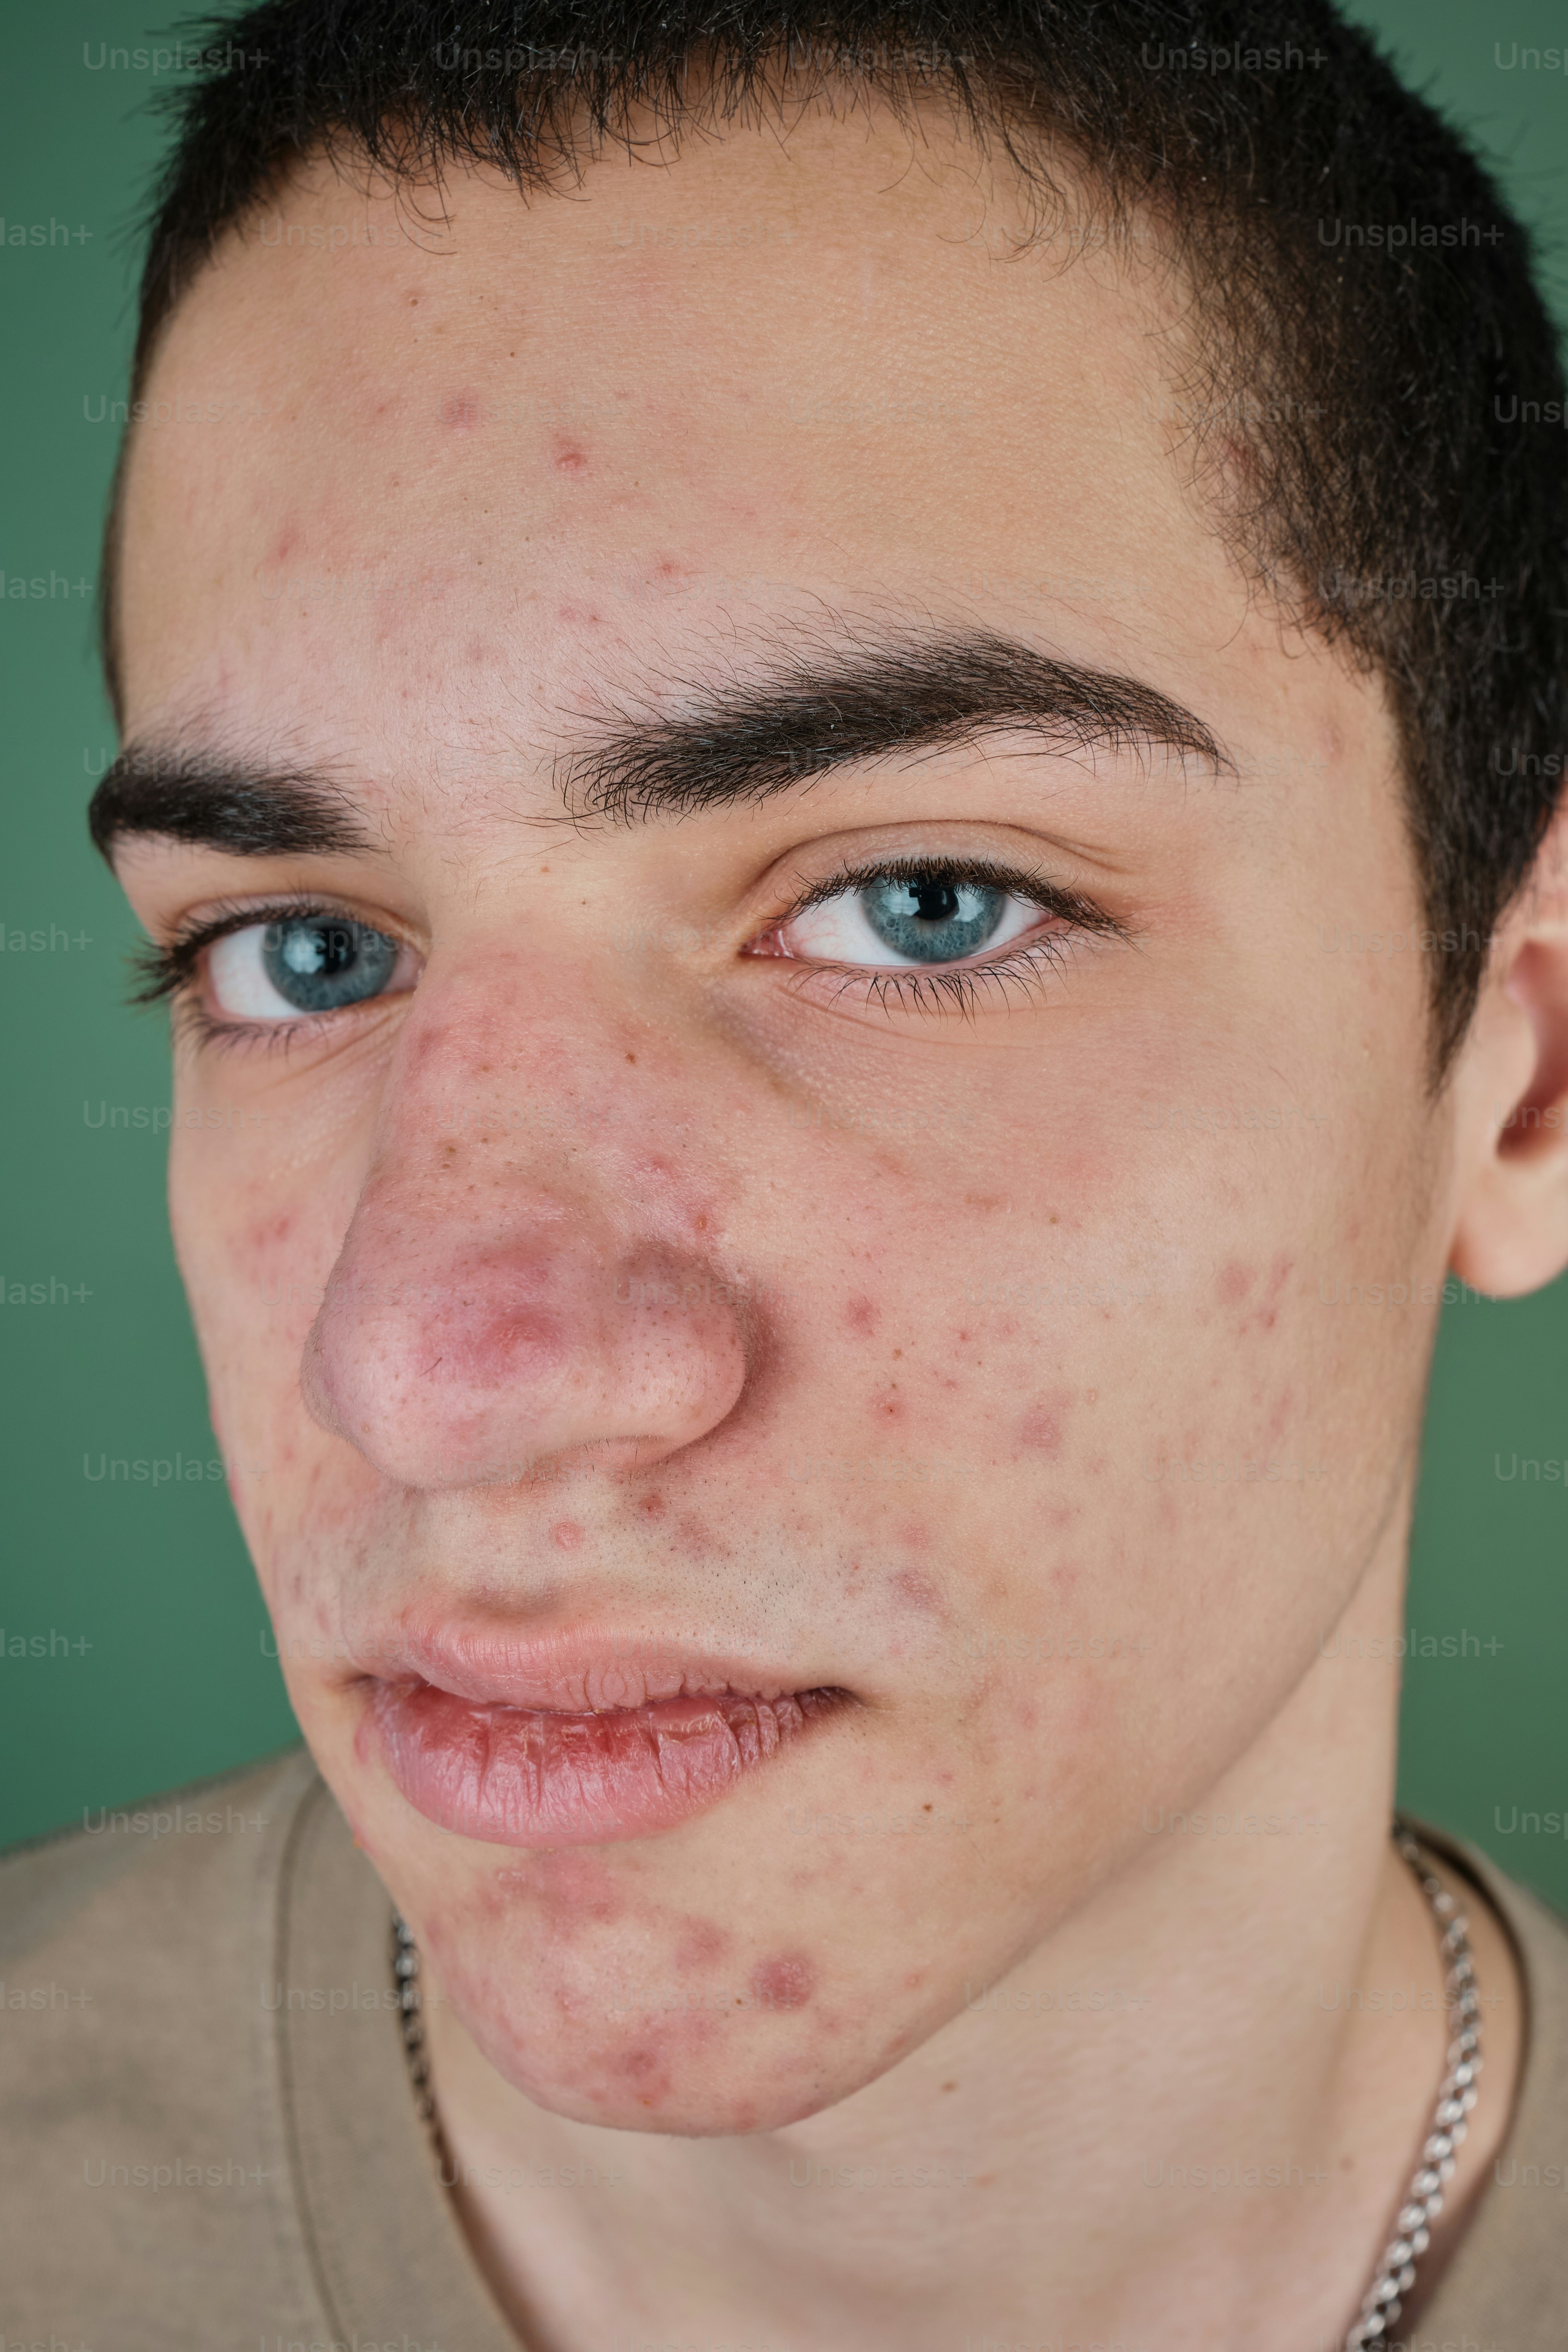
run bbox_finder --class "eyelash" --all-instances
[137,861,1124,1049]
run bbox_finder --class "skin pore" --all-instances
[104,89,1568,2352]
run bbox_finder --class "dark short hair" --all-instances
[102,0,1568,1075]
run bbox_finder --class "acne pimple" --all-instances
[753,1954,815,2012]
[676,1917,729,1968]
[550,1519,584,1550]
[1216,1260,1253,1306]
[1018,1393,1070,1458]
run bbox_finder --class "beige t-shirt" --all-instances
[2,1747,1564,2350]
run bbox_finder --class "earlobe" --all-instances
[1448,810,1568,1299]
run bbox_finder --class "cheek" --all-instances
[169,1107,363,1410]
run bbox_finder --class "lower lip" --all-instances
[367,1678,843,1847]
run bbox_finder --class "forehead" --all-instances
[116,107,1366,806]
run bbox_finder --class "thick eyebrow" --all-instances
[89,631,1231,860]
[88,750,372,863]
[561,630,1233,822]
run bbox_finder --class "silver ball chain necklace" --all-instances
[389,1819,1481,2349]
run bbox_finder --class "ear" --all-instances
[1448,803,1568,1298]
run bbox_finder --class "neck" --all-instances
[418,1536,1521,2352]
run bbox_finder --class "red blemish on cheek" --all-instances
[891,1565,942,1616]
[845,1294,879,1335]
[1019,1391,1072,1459]
[445,391,482,429]
[551,1519,585,1550]
[753,1954,815,2012]
[555,444,589,473]
[676,1917,729,1969]
[1265,1385,1295,1447]
[1216,1261,1253,1306]
[637,1492,666,1518]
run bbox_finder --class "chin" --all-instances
[429,1922,878,2136]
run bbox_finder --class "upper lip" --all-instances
[339,1619,829,1715]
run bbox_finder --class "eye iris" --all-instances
[260,919,397,1011]
[859,877,1006,964]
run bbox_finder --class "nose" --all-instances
[300,1028,749,1490]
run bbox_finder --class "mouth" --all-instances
[357,1636,854,1847]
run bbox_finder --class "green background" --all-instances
[2,3,1565,1896]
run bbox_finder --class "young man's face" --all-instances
[112,110,1453,2133]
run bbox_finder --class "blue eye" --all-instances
[261,919,398,1010]
[777,869,1044,970]
[858,879,1008,963]
[207,915,413,1021]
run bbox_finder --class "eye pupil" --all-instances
[278,922,354,977]
[262,919,397,1010]
[859,875,1006,964]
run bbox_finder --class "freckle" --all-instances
[551,1520,585,1549]
[626,1052,637,1064]
[753,1954,815,2012]
[1216,1260,1253,1306]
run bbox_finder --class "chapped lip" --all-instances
[347,1621,856,1847]
[340,1620,835,1714]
